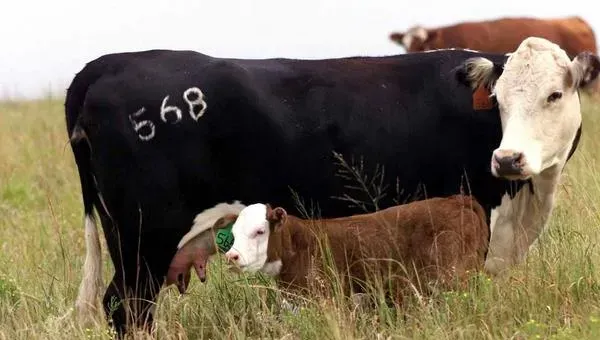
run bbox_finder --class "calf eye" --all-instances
[255,229,265,236]
[547,91,562,103]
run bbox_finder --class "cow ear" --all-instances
[267,206,288,230]
[569,52,600,89]
[389,32,405,46]
[425,29,438,42]
[456,57,504,91]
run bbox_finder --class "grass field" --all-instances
[2,96,600,340]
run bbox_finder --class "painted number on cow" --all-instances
[160,95,183,124]
[128,108,156,141]
[129,87,208,141]
[184,87,207,121]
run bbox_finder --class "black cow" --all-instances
[65,37,599,335]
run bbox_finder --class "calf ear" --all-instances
[456,57,504,91]
[213,214,238,229]
[267,206,288,230]
[569,52,600,89]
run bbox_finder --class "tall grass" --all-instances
[1,96,600,339]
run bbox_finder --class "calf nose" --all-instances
[225,251,240,263]
[492,150,524,177]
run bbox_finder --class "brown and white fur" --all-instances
[223,195,489,302]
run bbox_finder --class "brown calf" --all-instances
[218,194,490,302]
[167,195,489,300]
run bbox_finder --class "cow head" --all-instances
[389,26,438,52]
[225,203,287,272]
[460,37,599,180]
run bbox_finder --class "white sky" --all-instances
[1,0,597,99]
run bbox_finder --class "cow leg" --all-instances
[484,196,515,274]
[102,232,178,336]
[100,217,182,337]
[98,225,151,336]
[102,269,160,336]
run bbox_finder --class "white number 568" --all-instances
[128,86,208,141]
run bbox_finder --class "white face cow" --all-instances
[225,203,273,272]
[464,37,599,180]
[389,25,441,53]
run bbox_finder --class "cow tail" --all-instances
[65,63,106,322]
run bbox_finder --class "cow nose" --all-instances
[225,251,240,263]
[492,150,524,177]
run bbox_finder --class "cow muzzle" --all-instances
[225,250,240,264]
[491,149,527,179]
[224,250,247,273]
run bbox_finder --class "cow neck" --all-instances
[486,165,561,274]
[516,167,561,251]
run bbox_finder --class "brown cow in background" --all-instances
[390,16,599,96]
[389,16,597,56]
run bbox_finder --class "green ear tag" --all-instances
[215,222,235,253]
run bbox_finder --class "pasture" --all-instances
[1,96,600,339]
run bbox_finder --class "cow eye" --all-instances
[255,229,265,236]
[547,91,562,103]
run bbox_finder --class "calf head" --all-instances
[166,214,237,293]
[225,204,288,273]
[389,26,438,52]
[460,37,600,180]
